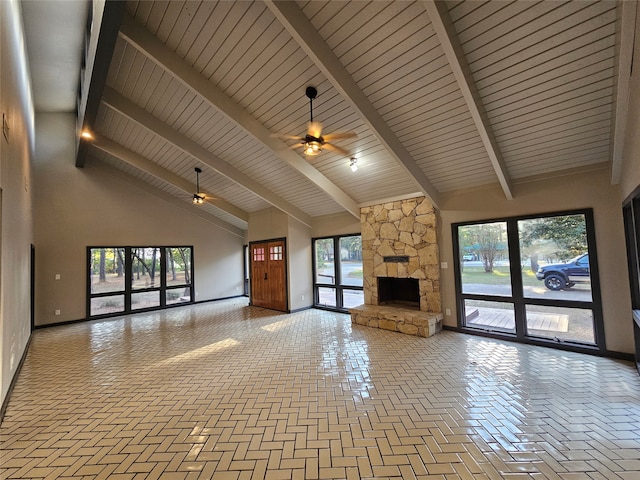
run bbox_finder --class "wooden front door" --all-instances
[250,239,287,311]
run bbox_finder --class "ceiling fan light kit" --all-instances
[304,140,322,155]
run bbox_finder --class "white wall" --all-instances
[32,113,245,326]
[438,168,633,354]
[0,0,35,406]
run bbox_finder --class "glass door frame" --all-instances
[312,234,363,312]
[452,209,606,354]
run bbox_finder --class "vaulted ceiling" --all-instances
[24,1,636,233]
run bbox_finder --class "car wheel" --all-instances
[544,274,566,290]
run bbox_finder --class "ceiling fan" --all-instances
[192,167,205,205]
[273,86,357,158]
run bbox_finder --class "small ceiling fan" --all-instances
[273,86,357,157]
[192,167,205,205]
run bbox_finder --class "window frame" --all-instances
[87,245,195,319]
[623,187,640,373]
[452,209,606,355]
[243,245,250,297]
[623,190,640,310]
[312,233,363,312]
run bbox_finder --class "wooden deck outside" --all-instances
[466,307,569,332]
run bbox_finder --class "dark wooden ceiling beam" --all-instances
[75,0,126,167]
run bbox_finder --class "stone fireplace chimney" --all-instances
[350,196,443,337]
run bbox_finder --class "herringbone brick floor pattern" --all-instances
[1,299,639,479]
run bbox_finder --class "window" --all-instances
[313,234,363,311]
[454,210,605,353]
[88,246,194,318]
[89,248,126,315]
[253,247,265,262]
[269,245,283,261]
[165,247,192,306]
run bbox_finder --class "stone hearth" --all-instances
[350,196,443,337]
[350,305,443,338]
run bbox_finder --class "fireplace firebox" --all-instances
[377,277,420,309]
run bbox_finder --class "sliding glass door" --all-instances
[454,210,604,352]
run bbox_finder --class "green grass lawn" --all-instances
[461,265,540,287]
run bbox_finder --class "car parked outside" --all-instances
[535,253,590,290]
[462,253,476,261]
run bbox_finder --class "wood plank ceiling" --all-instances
[78,0,630,232]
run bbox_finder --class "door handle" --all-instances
[264,272,268,280]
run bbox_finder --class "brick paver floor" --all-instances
[1,298,639,479]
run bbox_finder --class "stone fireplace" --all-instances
[349,197,443,337]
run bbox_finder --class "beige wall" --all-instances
[438,167,633,354]
[1,0,35,405]
[311,212,361,238]
[287,216,312,311]
[620,4,640,201]
[248,208,288,242]
[33,113,245,326]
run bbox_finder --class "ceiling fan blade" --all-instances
[323,131,357,142]
[271,132,303,141]
[324,142,351,157]
[308,121,323,139]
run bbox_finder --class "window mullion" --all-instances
[124,247,133,312]
[334,237,342,309]
[507,219,526,340]
[160,248,167,307]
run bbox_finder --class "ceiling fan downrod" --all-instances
[306,86,317,122]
